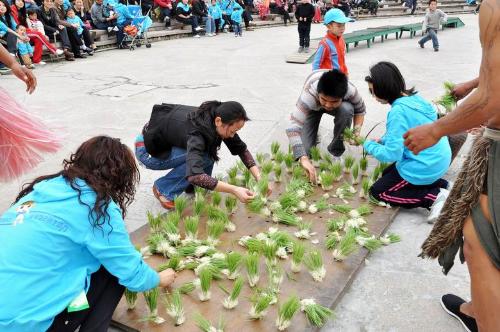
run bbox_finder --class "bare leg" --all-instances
[462,194,500,331]
[460,301,475,318]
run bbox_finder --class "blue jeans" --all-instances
[205,16,216,34]
[135,135,214,200]
[233,23,242,36]
[419,28,439,49]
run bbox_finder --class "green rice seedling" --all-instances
[261,161,274,176]
[343,155,355,174]
[206,220,226,246]
[125,288,138,310]
[163,220,180,245]
[290,240,305,273]
[303,250,325,282]
[211,191,222,207]
[371,165,381,182]
[278,191,300,210]
[330,162,343,182]
[325,232,342,250]
[315,197,329,211]
[177,281,195,294]
[224,251,243,280]
[164,289,185,326]
[143,287,164,324]
[292,165,307,180]
[177,243,198,257]
[331,204,352,214]
[272,208,301,226]
[327,216,347,232]
[256,152,266,165]
[332,228,358,261]
[323,152,333,165]
[359,178,371,199]
[184,216,199,241]
[294,221,312,239]
[287,178,314,197]
[274,164,283,182]
[319,161,331,173]
[343,127,365,145]
[245,253,260,287]
[380,233,401,245]
[276,295,301,331]
[309,146,322,165]
[269,230,292,249]
[268,263,284,293]
[174,195,188,216]
[351,163,360,185]
[378,162,390,173]
[223,277,244,309]
[195,267,213,301]
[300,298,334,327]
[356,236,383,252]
[163,211,181,228]
[271,141,281,158]
[206,205,229,224]
[263,241,278,266]
[158,255,182,272]
[249,292,273,319]
[147,211,162,233]
[224,195,238,215]
[245,237,264,254]
[359,157,369,176]
[193,196,206,217]
[246,196,270,216]
[194,313,225,332]
[275,150,285,164]
[284,153,295,173]
[434,81,457,114]
[243,168,252,187]
[257,177,270,198]
[227,166,239,183]
[319,171,335,191]
[356,204,372,216]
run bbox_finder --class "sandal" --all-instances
[152,186,175,209]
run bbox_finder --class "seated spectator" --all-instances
[15,24,35,68]
[111,0,134,47]
[153,0,172,27]
[220,0,233,31]
[91,0,117,30]
[0,0,22,55]
[66,7,94,53]
[53,0,88,57]
[175,0,202,37]
[208,0,221,33]
[193,0,215,36]
[271,0,291,25]
[38,0,80,60]
[236,0,252,30]
[141,0,153,15]
[73,0,93,29]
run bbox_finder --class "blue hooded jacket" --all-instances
[230,3,242,23]
[0,176,159,332]
[363,94,451,185]
[208,3,222,19]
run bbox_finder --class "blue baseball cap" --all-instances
[323,8,355,24]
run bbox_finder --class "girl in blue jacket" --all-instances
[363,61,451,221]
[0,136,176,332]
[208,0,222,33]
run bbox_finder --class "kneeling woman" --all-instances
[0,136,176,331]
[363,62,451,221]
[136,100,264,209]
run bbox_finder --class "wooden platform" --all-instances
[285,40,320,64]
[111,168,399,332]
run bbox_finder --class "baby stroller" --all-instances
[122,3,153,50]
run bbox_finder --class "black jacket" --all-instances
[38,7,59,33]
[192,0,208,17]
[295,3,315,24]
[143,104,248,177]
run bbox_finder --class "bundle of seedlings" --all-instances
[238,236,263,254]
[142,287,165,324]
[319,171,335,191]
[174,195,188,216]
[359,178,372,199]
[248,292,274,320]
[224,195,238,215]
[207,205,234,232]
[290,240,306,273]
[332,228,358,261]
[256,152,266,165]
[351,163,360,185]
[193,195,206,217]
[284,153,295,173]
[147,211,162,233]
[184,216,200,242]
[194,313,225,332]
[309,146,322,167]
[308,197,329,214]
[294,221,313,240]
[331,204,352,214]
[356,235,383,252]
[330,162,343,182]
[158,255,183,272]
[274,163,283,183]
[222,277,244,309]
[276,295,301,331]
[267,263,284,294]
[211,191,222,207]
[292,165,308,180]
[270,141,281,160]
[300,298,334,328]
[206,220,226,246]
[124,288,138,310]
[359,157,369,177]
[194,266,213,301]
[434,81,457,114]
[163,289,185,326]
[371,165,381,183]
[286,177,314,198]
[147,233,176,258]
[369,195,391,208]
[163,219,181,245]
[343,155,355,174]
[227,166,239,186]
[263,241,279,266]
[246,195,271,217]
[303,250,326,282]
[325,231,342,250]
[245,253,261,287]
[261,160,274,177]
[223,251,243,280]
[327,216,348,232]
[272,208,301,226]
[278,191,301,211]
[178,281,196,294]
[343,127,365,145]
[380,233,401,245]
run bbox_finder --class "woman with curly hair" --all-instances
[0,136,176,332]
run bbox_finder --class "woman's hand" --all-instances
[11,63,37,94]
[299,155,317,184]
[158,268,177,287]
[233,186,255,203]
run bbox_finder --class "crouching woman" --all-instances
[0,136,176,332]
[363,61,451,222]
[136,100,266,209]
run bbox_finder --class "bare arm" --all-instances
[0,44,36,94]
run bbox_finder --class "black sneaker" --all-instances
[440,294,478,332]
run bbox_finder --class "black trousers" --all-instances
[1,32,18,53]
[370,163,448,209]
[47,26,82,55]
[82,27,94,48]
[222,14,232,30]
[298,23,311,47]
[214,18,221,33]
[47,266,125,332]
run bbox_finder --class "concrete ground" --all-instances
[0,13,481,331]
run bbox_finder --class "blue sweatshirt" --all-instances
[17,40,34,55]
[230,3,242,23]
[221,0,234,15]
[208,3,222,19]
[66,16,85,35]
[0,176,159,332]
[363,94,451,185]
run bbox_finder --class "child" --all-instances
[295,0,315,53]
[363,61,451,222]
[208,0,222,34]
[26,9,64,59]
[15,25,34,69]
[230,2,243,36]
[66,8,94,55]
[418,0,447,51]
[311,8,353,74]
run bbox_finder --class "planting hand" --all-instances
[403,123,441,154]
[451,81,476,101]
[159,268,177,287]
[233,186,255,203]
[300,156,317,184]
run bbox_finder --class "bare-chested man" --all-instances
[404,1,500,331]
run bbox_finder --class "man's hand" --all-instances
[58,24,65,29]
[233,186,256,203]
[451,82,475,101]
[11,63,37,94]
[158,268,177,287]
[403,123,440,155]
[300,155,317,184]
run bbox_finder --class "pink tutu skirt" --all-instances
[0,88,60,182]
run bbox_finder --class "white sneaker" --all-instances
[195,26,202,31]
[427,188,450,224]
[36,61,47,65]
[107,27,113,32]
[193,34,201,38]
[56,49,64,55]
[113,26,119,32]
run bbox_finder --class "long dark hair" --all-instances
[365,61,416,104]
[188,100,250,161]
[13,0,27,26]
[0,0,15,28]
[15,136,140,231]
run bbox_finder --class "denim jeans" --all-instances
[419,28,439,49]
[135,135,214,200]
[233,23,242,36]
[205,16,216,34]
[301,101,354,157]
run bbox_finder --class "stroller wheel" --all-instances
[146,43,152,48]
[129,46,135,51]
[136,43,142,47]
